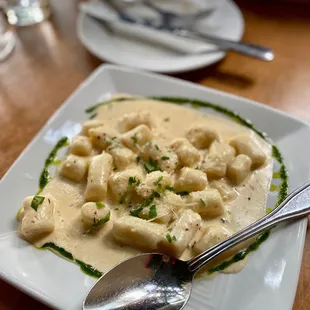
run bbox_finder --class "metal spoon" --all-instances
[83,180,310,310]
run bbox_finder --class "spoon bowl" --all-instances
[83,253,192,310]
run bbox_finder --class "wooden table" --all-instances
[1,0,310,308]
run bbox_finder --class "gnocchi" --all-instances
[227,154,252,185]
[201,141,236,179]
[230,135,266,168]
[161,209,201,257]
[107,146,136,170]
[70,136,93,156]
[81,120,105,136]
[60,155,88,182]
[18,94,273,276]
[209,141,236,164]
[194,225,232,254]
[118,111,155,133]
[142,142,178,173]
[170,138,200,167]
[113,216,166,250]
[19,196,55,241]
[140,204,172,225]
[210,179,238,201]
[201,157,227,179]
[85,153,113,201]
[174,167,208,192]
[108,167,144,201]
[81,202,111,228]
[187,189,224,218]
[121,124,152,151]
[185,125,220,149]
[89,126,119,151]
[136,171,172,198]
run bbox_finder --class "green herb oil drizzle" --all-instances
[41,242,74,261]
[41,96,288,277]
[75,259,103,278]
[41,243,103,278]
[37,137,69,194]
[85,97,133,115]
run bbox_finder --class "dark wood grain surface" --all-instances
[1,0,309,308]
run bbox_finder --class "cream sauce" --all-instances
[33,98,272,274]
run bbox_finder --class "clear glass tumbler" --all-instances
[0,11,15,61]
[3,0,51,26]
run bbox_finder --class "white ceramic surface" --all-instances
[77,0,244,73]
[0,64,309,310]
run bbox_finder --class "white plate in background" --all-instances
[0,64,308,310]
[77,0,244,73]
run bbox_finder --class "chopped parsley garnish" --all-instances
[200,199,206,206]
[176,191,189,196]
[266,208,273,214]
[155,144,160,151]
[31,196,45,212]
[136,156,141,164]
[149,205,157,219]
[144,159,161,173]
[119,195,127,205]
[165,185,175,192]
[153,191,161,198]
[93,212,110,228]
[128,176,137,189]
[154,176,164,193]
[128,176,140,190]
[132,192,159,213]
[140,194,155,208]
[154,176,163,186]
[166,233,177,243]
[161,156,169,160]
[96,202,105,209]
[130,207,143,217]
[131,133,138,144]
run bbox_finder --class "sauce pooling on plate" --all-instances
[17,95,277,276]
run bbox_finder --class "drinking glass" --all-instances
[0,11,15,60]
[3,0,51,26]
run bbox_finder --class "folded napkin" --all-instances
[79,1,222,54]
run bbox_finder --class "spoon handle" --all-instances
[188,181,310,273]
[173,29,274,61]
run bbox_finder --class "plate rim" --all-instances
[76,0,244,73]
[0,64,308,310]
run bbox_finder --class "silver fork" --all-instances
[106,0,274,61]
[142,0,214,30]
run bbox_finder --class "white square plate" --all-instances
[1,64,309,310]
